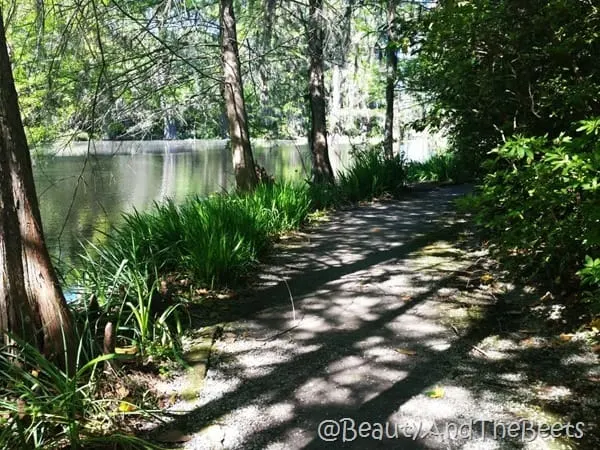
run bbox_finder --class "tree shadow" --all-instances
[153,186,598,449]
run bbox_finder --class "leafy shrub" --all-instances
[336,145,406,202]
[469,118,600,288]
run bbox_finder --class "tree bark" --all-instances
[0,11,75,372]
[307,0,334,184]
[220,0,258,191]
[383,0,398,159]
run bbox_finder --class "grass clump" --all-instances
[75,181,313,293]
[336,145,406,203]
[405,151,469,183]
[0,336,158,449]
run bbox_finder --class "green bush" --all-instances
[405,151,470,183]
[469,118,600,289]
[336,145,406,202]
[74,182,313,299]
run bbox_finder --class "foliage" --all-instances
[74,182,313,293]
[405,0,600,167]
[405,151,469,183]
[468,119,600,290]
[0,337,157,449]
[336,145,406,202]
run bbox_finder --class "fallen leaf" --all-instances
[520,338,535,347]
[425,386,445,399]
[115,345,138,355]
[118,400,136,412]
[559,333,574,342]
[116,386,130,399]
[480,273,494,284]
[371,227,382,233]
[589,318,600,329]
[592,344,600,354]
[395,348,417,356]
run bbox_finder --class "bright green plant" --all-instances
[0,337,158,449]
[405,151,469,183]
[578,256,600,288]
[470,118,600,288]
[336,145,406,202]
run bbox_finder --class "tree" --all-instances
[0,10,75,372]
[307,0,335,184]
[220,0,259,191]
[383,0,398,159]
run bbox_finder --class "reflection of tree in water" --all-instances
[34,142,352,266]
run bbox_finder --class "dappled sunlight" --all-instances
[149,186,598,449]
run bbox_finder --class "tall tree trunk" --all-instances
[307,0,334,184]
[0,11,75,372]
[220,0,258,191]
[383,0,398,159]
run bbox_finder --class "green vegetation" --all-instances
[464,120,600,295]
[75,182,313,291]
[405,151,466,183]
[0,336,156,449]
[336,146,406,202]
[405,0,600,316]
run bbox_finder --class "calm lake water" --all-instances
[33,139,353,266]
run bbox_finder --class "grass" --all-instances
[336,146,406,202]
[75,181,313,292]
[0,335,159,449]
[405,151,468,183]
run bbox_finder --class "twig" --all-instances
[450,324,490,358]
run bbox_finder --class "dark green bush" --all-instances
[469,118,600,290]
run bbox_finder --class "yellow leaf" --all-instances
[118,401,136,412]
[31,370,39,378]
[425,386,445,399]
[115,345,138,355]
[559,333,574,342]
[395,348,416,356]
[480,273,494,284]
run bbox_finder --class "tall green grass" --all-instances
[0,336,158,449]
[75,182,313,295]
[405,151,468,183]
[336,145,406,202]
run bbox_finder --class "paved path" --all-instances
[157,185,598,449]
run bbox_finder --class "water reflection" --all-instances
[34,140,351,266]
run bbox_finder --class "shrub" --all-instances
[469,118,600,289]
[0,337,156,449]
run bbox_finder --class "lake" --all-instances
[34,136,437,267]
[33,139,351,267]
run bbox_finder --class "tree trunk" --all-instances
[0,11,75,373]
[220,0,258,191]
[383,0,398,159]
[307,0,334,184]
